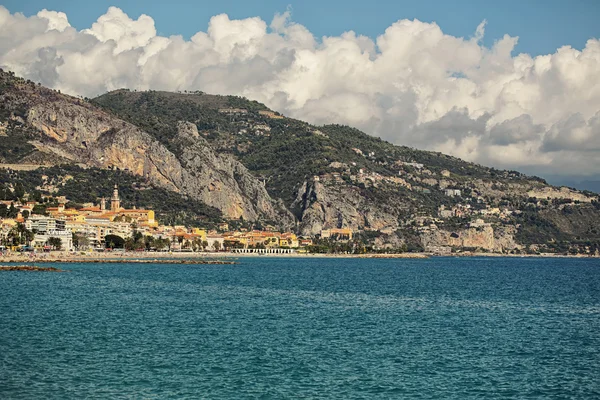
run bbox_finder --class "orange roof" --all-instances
[80,206,101,212]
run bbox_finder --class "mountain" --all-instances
[0,69,293,227]
[1,69,600,254]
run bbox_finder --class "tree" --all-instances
[14,182,25,199]
[190,238,203,252]
[7,203,17,218]
[144,235,154,251]
[201,240,209,251]
[124,237,136,251]
[104,234,124,249]
[7,223,33,246]
[24,229,34,245]
[212,241,221,251]
[33,191,43,202]
[132,229,143,243]
[46,237,62,250]
[32,204,48,216]
[72,232,89,249]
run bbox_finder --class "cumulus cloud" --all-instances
[0,6,599,177]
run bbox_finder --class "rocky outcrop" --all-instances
[293,180,399,236]
[421,225,521,252]
[175,125,294,224]
[527,186,595,203]
[27,101,185,192]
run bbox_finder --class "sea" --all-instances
[1,257,599,399]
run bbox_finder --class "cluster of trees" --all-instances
[46,237,62,250]
[103,231,222,252]
[0,223,34,246]
[0,126,36,163]
[0,203,18,218]
[104,232,172,251]
[306,238,376,254]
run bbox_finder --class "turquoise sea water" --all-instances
[1,257,599,399]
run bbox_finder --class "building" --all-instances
[110,184,121,211]
[26,216,72,250]
[26,215,66,233]
[206,234,224,250]
[218,108,248,114]
[444,189,462,197]
[321,228,353,241]
[79,185,157,228]
[258,110,284,119]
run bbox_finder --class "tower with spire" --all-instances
[110,184,121,212]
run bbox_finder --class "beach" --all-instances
[1,250,597,264]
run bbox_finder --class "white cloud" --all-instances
[36,9,70,32]
[0,6,599,177]
[83,6,156,54]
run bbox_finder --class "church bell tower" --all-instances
[111,184,121,212]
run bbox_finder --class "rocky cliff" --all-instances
[0,70,293,225]
[421,225,521,253]
[292,180,400,236]
[174,122,293,224]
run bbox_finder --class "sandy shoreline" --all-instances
[0,250,597,263]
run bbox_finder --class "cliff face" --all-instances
[26,101,185,192]
[293,180,399,236]
[421,225,521,253]
[1,71,292,224]
[174,123,294,224]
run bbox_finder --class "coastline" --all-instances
[0,250,597,264]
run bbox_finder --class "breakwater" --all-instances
[0,265,64,272]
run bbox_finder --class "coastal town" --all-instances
[1,167,599,256]
[0,183,359,254]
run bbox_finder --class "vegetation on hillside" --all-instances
[92,90,268,155]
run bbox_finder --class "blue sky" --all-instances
[3,0,599,56]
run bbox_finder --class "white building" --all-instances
[206,234,224,251]
[444,189,462,197]
[32,230,73,251]
[25,216,66,233]
[25,216,72,250]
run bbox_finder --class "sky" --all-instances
[0,1,599,185]
[4,0,600,56]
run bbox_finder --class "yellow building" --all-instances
[191,228,207,241]
[79,185,158,227]
[321,228,353,240]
